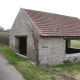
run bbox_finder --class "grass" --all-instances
[0,31,9,35]
[0,46,57,80]
[71,40,80,48]
[53,63,80,74]
[1,46,80,80]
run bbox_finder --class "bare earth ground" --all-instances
[54,71,80,80]
[55,72,76,80]
[75,72,80,80]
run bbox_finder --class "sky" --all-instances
[0,0,80,30]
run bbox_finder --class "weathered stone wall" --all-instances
[10,8,39,64]
[38,36,66,66]
[64,53,80,64]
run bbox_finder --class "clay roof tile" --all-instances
[23,9,80,37]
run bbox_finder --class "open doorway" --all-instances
[19,37,27,55]
[66,40,80,54]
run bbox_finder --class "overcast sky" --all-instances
[0,0,80,30]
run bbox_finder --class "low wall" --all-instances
[64,53,80,64]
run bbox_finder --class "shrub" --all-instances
[0,32,9,46]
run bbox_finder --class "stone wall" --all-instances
[38,36,66,66]
[10,8,39,64]
[64,53,80,64]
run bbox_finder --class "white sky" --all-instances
[0,0,80,30]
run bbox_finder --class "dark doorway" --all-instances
[19,37,27,55]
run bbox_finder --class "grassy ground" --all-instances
[1,46,80,80]
[0,46,57,80]
[0,31,9,35]
[71,40,80,48]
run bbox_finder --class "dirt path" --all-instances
[0,54,25,80]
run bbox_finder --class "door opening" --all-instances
[19,37,27,55]
[65,40,80,54]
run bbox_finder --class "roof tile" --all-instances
[23,9,80,36]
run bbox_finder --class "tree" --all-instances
[0,26,4,31]
[5,29,10,32]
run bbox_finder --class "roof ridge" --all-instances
[22,8,79,19]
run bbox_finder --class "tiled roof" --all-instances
[23,9,80,36]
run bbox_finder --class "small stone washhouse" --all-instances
[10,8,80,66]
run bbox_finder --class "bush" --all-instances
[0,33,9,46]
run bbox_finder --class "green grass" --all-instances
[53,63,80,74]
[71,40,80,48]
[0,31,9,35]
[0,46,57,80]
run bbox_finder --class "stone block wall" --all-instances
[10,9,39,64]
[38,36,66,66]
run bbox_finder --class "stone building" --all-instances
[10,8,80,66]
